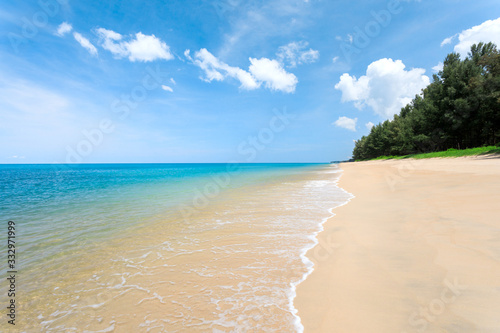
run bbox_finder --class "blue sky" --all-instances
[1,0,500,163]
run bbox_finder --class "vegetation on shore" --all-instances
[352,42,500,161]
[370,145,500,160]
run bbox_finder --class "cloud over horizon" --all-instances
[96,28,174,62]
[249,57,298,93]
[443,17,500,57]
[334,116,357,131]
[335,58,430,119]
[186,48,298,93]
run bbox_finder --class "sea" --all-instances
[0,163,352,332]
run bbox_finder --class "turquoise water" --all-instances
[0,163,321,274]
[0,163,321,267]
[0,163,350,332]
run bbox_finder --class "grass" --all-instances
[368,145,500,161]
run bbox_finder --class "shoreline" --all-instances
[295,156,500,332]
[9,163,351,332]
[290,165,355,332]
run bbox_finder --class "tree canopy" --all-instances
[352,42,500,160]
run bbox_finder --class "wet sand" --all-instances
[295,155,500,332]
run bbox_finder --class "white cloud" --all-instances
[300,49,319,64]
[56,22,72,36]
[96,28,173,62]
[161,85,173,92]
[125,33,173,62]
[365,121,374,130]
[432,62,443,73]
[249,57,298,93]
[334,116,357,131]
[55,23,97,56]
[186,48,297,93]
[186,48,260,90]
[451,18,500,57]
[440,34,456,47]
[95,28,126,57]
[335,58,430,119]
[332,56,340,63]
[170,78,176,85]
[276,41,319,67]
[73,32,98,56]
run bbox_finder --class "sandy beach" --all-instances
[295,156,500,332]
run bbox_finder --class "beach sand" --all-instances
[295,155,500,332]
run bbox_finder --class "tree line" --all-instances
[352,42,500,160]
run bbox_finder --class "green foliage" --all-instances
[353,42,500,160]
[366,145,500,160]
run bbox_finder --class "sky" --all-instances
[1,0,500,163]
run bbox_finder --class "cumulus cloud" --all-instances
[126,33,173,62]
[249,57,298,93]
[186,48,297,93]
[365,121,375,130]
[96,28,173,62]
[73,32,98,56]
[432,62,444,73]
[276,41,319,67]
[55,22,72,36]
[334,116,357,131]
[452,18,500,57]
[185,48,260,90]
[335,58,430,119]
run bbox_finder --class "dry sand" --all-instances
[295,155,500,332]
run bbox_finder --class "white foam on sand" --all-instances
[289,165,355,333]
